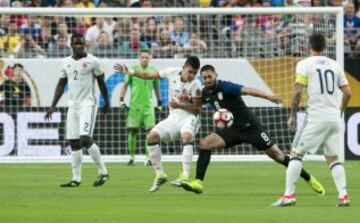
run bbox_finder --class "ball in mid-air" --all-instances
[213,109,234,129]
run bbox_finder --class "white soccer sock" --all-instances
[182,143,193,178]
[329,161,348,197]
[149,143,164,176]
[88,143,108,175]
[285,158,303,196]
[71,149,83,182]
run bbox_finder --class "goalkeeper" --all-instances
[119,50,162,166]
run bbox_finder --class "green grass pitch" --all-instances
[0,161,359,223]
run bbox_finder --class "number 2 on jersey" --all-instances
[316,69,334,95]
[74,70,78,80]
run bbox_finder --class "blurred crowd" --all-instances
[0,0,358,58]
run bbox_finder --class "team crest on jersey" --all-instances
[82,62,90,68]
[217,92,223,100]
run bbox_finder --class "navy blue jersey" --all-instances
[202,80,259,127]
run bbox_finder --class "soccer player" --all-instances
[114,56,202,192]
[44,33,110,187]
[181,64,324,196]
[272,33,351,207]
[119,50,162,166]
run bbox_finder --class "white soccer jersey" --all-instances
[60,54,104,107]
[158,67,202,116]
[296,56,349,122]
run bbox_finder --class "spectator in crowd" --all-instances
[47,35,72,58]
[0,0,10,7]
[118,24,149,58]
[20,16,42,44]
[54,21,72,47]
[0,22,21,57]
[183,31,207,57]
[76,0,96,26]
[73,17,89,36]
[103,0,127,7]
[0,63,31,107]
[13,34,46,58]
[157,16,174,32]
[170,17,189,47]
[141,17,158,48]
[344,2,360,56]
[58,0,77,33]
[151,27,177,58]
[85,17,114,52]
[113,18,132,45]
[93,31,117,58]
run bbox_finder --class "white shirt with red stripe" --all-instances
[296,55,349,122]
[157,67,202,117]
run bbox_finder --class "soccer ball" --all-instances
[213,109,234,129]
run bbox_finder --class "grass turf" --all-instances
[0,161,359,223]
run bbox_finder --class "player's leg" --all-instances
[171,116,200,187]
[79,106,109,187]
[272,121,327,206]
[182,131,227,194]
[127,108,142,165]
[61,107,82,187]
[127,128,138,165]
[324,123,350,207]
[147,118,177,192]
[143,109,156,166]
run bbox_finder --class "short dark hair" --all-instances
[140,49,151,55]
[13,63,24,70]
[200,64,215,74]
[309,32,326,52]
[184,56,200,70]
[71,33,85,43]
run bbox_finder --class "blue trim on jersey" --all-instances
[219,80,243,97]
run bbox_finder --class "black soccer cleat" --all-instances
[60,180,81,187]
[127,159,135,166]
[93,173,110,187]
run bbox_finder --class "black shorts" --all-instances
[215,124,274,151]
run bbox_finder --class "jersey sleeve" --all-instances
[190,81,202,99]
[92,60,104,77]
[295,60,308,86]
[222,81,243,97]
[337,67,349,88]
[157,67,180,79]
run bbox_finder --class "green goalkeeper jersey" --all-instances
[125,64,159,110]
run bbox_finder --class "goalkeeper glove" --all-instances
[119,97,128,109]
[156,100,163,112]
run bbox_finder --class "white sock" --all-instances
[329,161,348,198]
[71,149,83,182]
[88,143,108,175]
[285,158,303,196]
[182,143,193,178]
[149,143,164,176]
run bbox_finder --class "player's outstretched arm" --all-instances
[96,74,110,114]
[339,85,351,117]
[44,77,67,120]
[241,87,282,104]
[114,64,159,80]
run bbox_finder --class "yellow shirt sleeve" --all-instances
[295,74,308,86]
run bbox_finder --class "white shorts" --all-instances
[66,106,97,139]
[292,120,342,156]
[152,113,200,142]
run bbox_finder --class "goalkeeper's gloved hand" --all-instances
[156,100,163,112]
[119,98,128,109]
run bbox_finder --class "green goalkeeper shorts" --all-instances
[127,108,155,129]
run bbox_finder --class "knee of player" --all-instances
[181,132,194,143]
[199,139,210,150]
[80,135,93,149]
[147,131,160,143]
